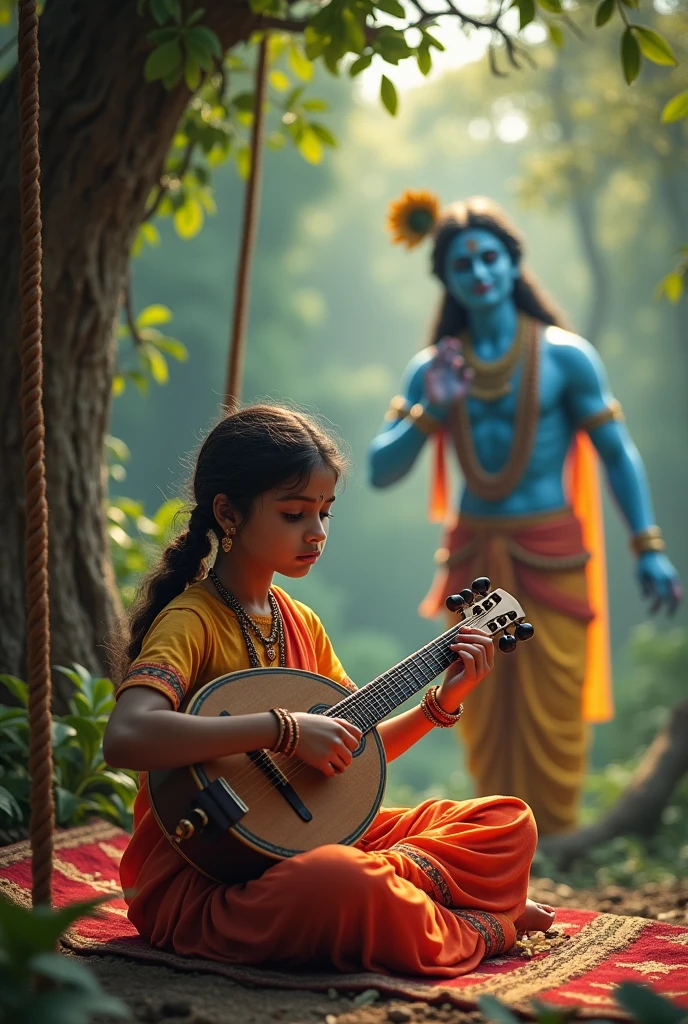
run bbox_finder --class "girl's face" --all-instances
[231,464,337,579]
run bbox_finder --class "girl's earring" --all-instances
[221,526,236,554]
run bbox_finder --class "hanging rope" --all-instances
[224,34,269,407]
[18,0,54,908]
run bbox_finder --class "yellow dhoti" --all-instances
[421,472,613,836]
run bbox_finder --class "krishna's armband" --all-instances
[384,395,411,422]
[578,399,624,434]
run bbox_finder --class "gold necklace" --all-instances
[450,318,540,503]
[460,315,527,402]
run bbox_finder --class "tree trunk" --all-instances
[538,701,688,868]
[0,0,254,708]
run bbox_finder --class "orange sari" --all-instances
[119,586,536,976]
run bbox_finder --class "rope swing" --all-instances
[17,0,55,909]
[224,34,269,407]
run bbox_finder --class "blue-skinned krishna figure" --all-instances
[368,193,682,836]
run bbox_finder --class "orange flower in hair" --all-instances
[386,189,440,249]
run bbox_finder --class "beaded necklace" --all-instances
[208,568,286,668]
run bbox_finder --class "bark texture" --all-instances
[0,0,254,707]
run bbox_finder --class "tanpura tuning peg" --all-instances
[514,622,535,642]
[471,577,491,597]
[498,634,517,654]
[458,588,475,605]
[446,594,466,613]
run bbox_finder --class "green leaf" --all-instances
[0,785,22,821]
[537,0,562,13]
[594,0,614,26]
[144,39,183,82]
[270,68,290,92]
[302,97,329,112]
[662,89,688,123]
[136,303,173,328]
[375,0,406,15]
[548,21,564,47]
[288,43,313,81]
[186,7,205,26]
[233,91,255,113]
[614,982,686,1024]
[621,27,641,84]
[143,344,170,384]
[416,42,431,76]
[173,196,204,238]
[422,31,445,51]
[184,24,221,58]
[380,75,398,116]
[146,27,179,44]
[235,146,250,179]
[513,0,536,30]
[310,122,337,147]
[150,0,173,25]
[659,270,685,304]
[183,32,214,71]
[184,55,202,91]
[31,951,104,994]
[0,896,108,968]
[349,53,373,77]
[376,27,411,63]
[0,674,28,707]
[478,995,522,1024]
[342,8,366,54]
[303,26,325,61]
[633,27,676,66]
[153,336,188,361]
[297,127,323,164]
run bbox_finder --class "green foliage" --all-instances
[657,246,688,304]
[479,984,686,1024]
[109,497,187,606]
[0,666,137,832]
[0,895,132,1023]
[115,303,188,397]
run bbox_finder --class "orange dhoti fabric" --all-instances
[422,508,595,837]
[122,792,536,976]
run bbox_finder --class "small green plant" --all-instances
[0,665,137,833]
[479,983,688,1024]
[0,894,131,1023]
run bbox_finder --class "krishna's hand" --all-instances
[425,337,474,408]
[636,551,683,616]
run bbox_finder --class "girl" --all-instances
[105,404,552,977]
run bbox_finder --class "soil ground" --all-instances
[82,876,688,1024]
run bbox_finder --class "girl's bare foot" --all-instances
[514,898,556,933]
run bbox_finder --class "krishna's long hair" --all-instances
[427,196,569,344]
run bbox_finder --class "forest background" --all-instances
[1,1,687,885]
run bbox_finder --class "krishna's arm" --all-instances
[368,349,447,488]
[553,329,659,536]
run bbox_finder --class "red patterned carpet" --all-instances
[2,821,687,1019]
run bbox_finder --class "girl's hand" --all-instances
[292,713,362,778]
[436,626,495,712]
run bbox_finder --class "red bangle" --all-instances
[420,686,464,728]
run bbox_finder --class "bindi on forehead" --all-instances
[466,239,479,253]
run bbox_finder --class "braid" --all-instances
[115,506,213,682]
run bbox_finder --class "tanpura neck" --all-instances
[466,301,518,359]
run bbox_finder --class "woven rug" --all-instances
[2,821,687,1020]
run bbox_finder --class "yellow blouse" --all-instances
[117,582,352,711]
